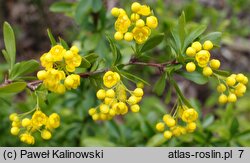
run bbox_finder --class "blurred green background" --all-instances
[0,0,250,146]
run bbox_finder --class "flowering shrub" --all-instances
[0,1,248,146]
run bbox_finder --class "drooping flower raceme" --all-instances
[9,108,60,144]
[111,2,158,44]
[88,71,144,121]
[37,45,82,94]
[185,40,248,104]
[156,105,198,140]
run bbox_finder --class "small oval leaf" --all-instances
[0,82,27,94]
[140,34,164,53]
[177,70,208,85]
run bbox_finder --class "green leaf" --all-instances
[35,85,48,101]
[84,53,99,63]
[183,25,207,51]
[165,64,183,74]
[236,130,250,139]
[153,72,167,96]
[3,22,16,70]
[75,0,92,24]
[178,11,186,50]
[1,49,10,66]
[140,33,164,53]
[230,117,239,137]
[59,37,69,49]
[213,69,230,77]
[170,78,192,108]
[200,32,222,46]
[170,30,181,54]
[202,114,215,128]
[47,29,57,46]
[146,134,166,147]
[84,34,101,51]
[80,57,91,68]
[92,0,102,12]
[164,87,172,104]
[81,137,116,147]
[50,2,75,13]
[177,70,208,85]
[120,70,150,86]
[106,35,121,66]
[0,82,26,94]
[9,60,39,80]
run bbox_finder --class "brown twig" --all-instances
[26,80,43,91]
[78,69,108,78]
[0,59,178,92]
[124,58,178,73]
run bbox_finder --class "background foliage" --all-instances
[0,0,250,146]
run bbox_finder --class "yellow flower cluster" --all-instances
[185,41,248,104]
[88,71,144,121]
[185,40,220,77]
[156,106,198,140]
[37,45,81,94]
[217,73,248,104]
[9,108,60,145]
[111,2,158,44]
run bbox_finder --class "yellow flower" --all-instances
[130,104,140,112]
[146,16,158,29]
[42,69,65,92]
[186,47,196,57]
[115,14,131,33]
[156,122,165,132]
[130,13,140,22]
[70,45,79,54]
[32,110,47,127]
[64,74,80,90]
[124,32,134,41]
[20,133,35,145]
[202,66,213,76]
[191,41,202,52]
[65,54,82,72]
[186,62,196,72]
[132,26,151,44]
[40,53,53,70]
[114,32,124,40]
[47,113,60,129]
[217,84,226,93]
[10,127,20,135]
[209,59,220,69]
[195,50,210,67]
[186,122,197,132]
[41,130,52,140]
[163,131,172,139]
[55,84,66,94]
[21,118,31,127]
[103,71,120,88]
[136,19,145,27]
[218,94,228,104]
[181,108,198,123]
[203,40,213,50]
[131,2,141,13]
[111,7,120,17]
[49,45,65,62]
[137,5,151,16]
[116,84,127,102]
[37,70,48,80]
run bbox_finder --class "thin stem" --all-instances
[78,69,108,78]
[124,59,177,69]
[0,59,178,92]
[170,77,192,108]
